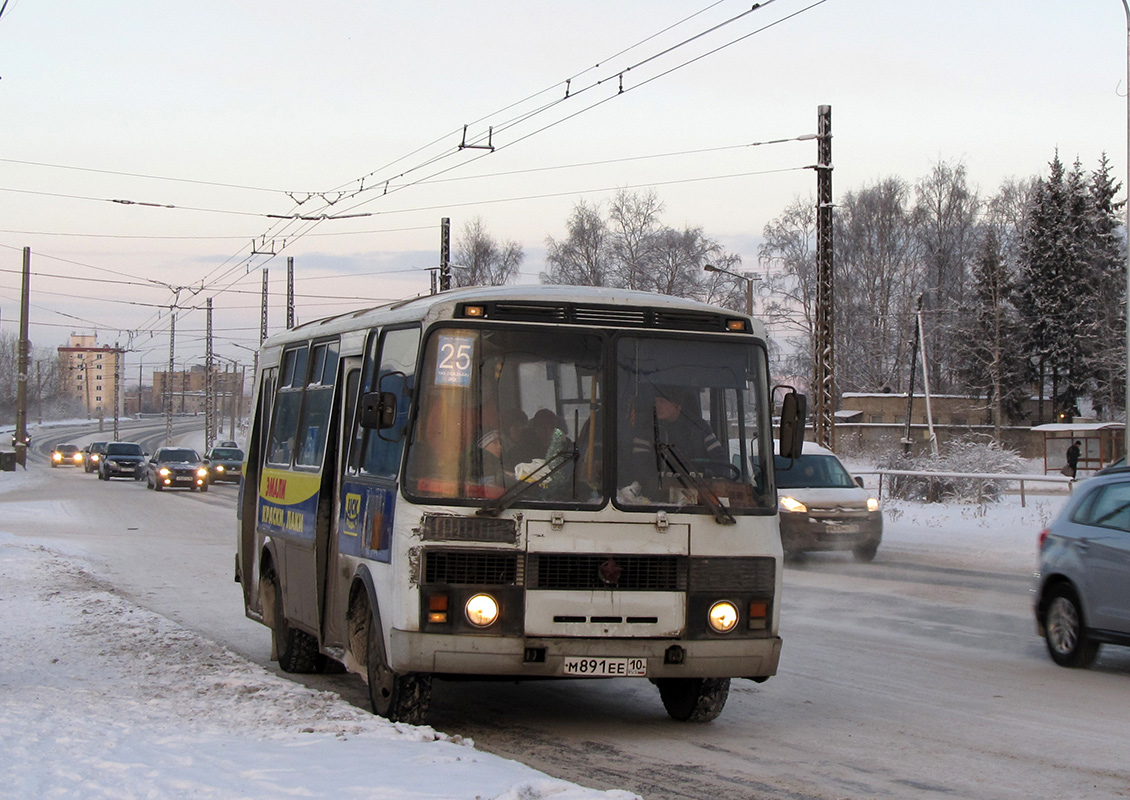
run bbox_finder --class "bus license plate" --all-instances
[563,657,647,677]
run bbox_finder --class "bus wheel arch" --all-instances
[260,550,325,674]
[347,571,431,724]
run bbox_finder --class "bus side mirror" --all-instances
[777,388,807,460]
[359,391,398,430]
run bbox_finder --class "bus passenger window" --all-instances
[358,328,420,480]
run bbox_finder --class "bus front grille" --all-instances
[528,554,686,591]
[423,550,522,586]
[688,556,776,593]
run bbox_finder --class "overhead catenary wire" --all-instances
[4,0,831,351]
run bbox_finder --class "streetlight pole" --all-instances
[703,264,757,316]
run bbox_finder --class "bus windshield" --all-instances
[614,335,772,514]
[405,326,604,506]
[404,325,773,513]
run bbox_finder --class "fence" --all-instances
[853,469,1074,507]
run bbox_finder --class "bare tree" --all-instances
[453,217,522,287]
[758,196,818,380]
[646,225,726,300]
[542,201,612,286]
[835,178,922,394]
[913,160,981,393]
[608,188,664,290]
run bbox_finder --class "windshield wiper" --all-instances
[477,448,579,517]
[657,443,736,525]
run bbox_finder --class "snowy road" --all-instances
[7,424,1130,800]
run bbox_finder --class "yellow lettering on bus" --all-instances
[286,510,304,532]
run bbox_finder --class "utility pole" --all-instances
[260,268,269,345]
[286,257,295,330]
[166,311,175,446]
[112,342,121,440]
[902,295,924,455]
[205,299,214,451]
[15,247,31,468]
[813,104,835,451]
[440,217,452,291]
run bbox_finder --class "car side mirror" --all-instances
[359,391,398,430]
[854,476,864,489]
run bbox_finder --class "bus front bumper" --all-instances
[389,631,782,680]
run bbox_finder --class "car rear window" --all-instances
[211,448,243,460]
[107,443,143,456]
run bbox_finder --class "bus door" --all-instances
[339,328,420,613]
[261,341,339,635]
[320,356,362,649]
[240,367,276,616]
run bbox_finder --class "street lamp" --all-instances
[704,264,759,316]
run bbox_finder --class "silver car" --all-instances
[1034,471,1130,667]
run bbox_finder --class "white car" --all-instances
[773,441,882,562]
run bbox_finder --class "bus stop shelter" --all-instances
[1033,422,1125,477]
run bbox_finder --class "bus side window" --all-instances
[358,328,420,480]
[295,341,340,468]
[267,347,307,466]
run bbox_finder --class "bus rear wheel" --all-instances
[264,568,325,674]
[655,677,730,722]
[366,615,431,724]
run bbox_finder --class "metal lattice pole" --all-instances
[813,104,835,450]
[205,299,214,451]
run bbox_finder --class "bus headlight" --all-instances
[465,594,499,628]
[779,496,807,513]
[707,600,739,633]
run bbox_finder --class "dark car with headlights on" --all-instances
[98,441,147,481]
[82,441,108,473]
[145,447,209,492]
[1034,470,1130,667]
[51,443,83,468]
[203,446,243,484]
[774,441,882,562]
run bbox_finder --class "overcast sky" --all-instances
[0,0,1125,368]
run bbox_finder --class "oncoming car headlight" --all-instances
[158,467,171,477]
[465,594,499,628]
[196,467,209,478]
[52,452,62,462]
[214,465,225,472]
[867,497,880,513]
[708,601,739,633]
[779,496,807,513]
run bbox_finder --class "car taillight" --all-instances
[1038,529,1050,551]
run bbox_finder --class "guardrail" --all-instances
[852,469,1074,507]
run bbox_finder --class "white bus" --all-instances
[237,284,804,723]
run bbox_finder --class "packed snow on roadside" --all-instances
[0,465,638,800]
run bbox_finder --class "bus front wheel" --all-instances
[263,567,325,674]
[366,616,431,724]
[655,677,730,722]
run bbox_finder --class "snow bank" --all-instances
[0,535,638,800]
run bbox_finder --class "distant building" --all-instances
[57,334,124,418]
[151,365,243,417]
